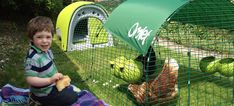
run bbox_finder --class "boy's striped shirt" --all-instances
[25,45,57,97]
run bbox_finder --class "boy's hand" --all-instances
[51,73,63,83]
[56,75,71,91]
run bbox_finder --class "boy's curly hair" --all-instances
[27,16,54,40]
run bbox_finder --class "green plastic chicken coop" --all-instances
[56,1,113,51]
[56,0,234,105]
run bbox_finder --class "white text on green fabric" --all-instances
[128,22,152,45]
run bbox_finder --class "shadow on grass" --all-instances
[0,20,29,88]
[178,64,234,89]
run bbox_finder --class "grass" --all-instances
[0,20,28,88]
[1,19,234,106]
[159,21,234,54]
[61,44,139,105]
[54,34,234,106]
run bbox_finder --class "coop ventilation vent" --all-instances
[56,1,113,51]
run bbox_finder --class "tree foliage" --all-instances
[0,0,126,21]
[0,0,64,20]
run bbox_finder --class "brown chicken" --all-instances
[128,58,179,104]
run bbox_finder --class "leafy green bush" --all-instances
[0,0,63,20]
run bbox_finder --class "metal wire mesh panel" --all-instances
[73,34,141,105]
[155,0,234,105]
[59,0,234,106]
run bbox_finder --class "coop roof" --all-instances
[104,0,189,55]
[56,1,94,51]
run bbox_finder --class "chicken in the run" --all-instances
[128,58,179,103]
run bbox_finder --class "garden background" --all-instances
[0,0,124,88]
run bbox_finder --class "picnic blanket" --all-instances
[72,90,109,106]
[0,84,29,105]
[0,84,108,106]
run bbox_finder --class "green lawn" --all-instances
[54,35,234,106]
[160,21,234,54]
[0,20,28,88]
[1,12,234,106]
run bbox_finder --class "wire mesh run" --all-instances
[57,0,234,105]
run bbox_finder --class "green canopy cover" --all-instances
[104,0,188,55]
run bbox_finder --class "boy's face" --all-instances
[31,31,52,52]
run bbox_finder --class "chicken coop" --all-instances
[56,0,234,105]
[56,1,113,51]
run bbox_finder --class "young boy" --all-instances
[24,16,78,106]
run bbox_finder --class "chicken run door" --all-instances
[56,1,113,51]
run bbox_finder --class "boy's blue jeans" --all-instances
[31,86,78,106]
